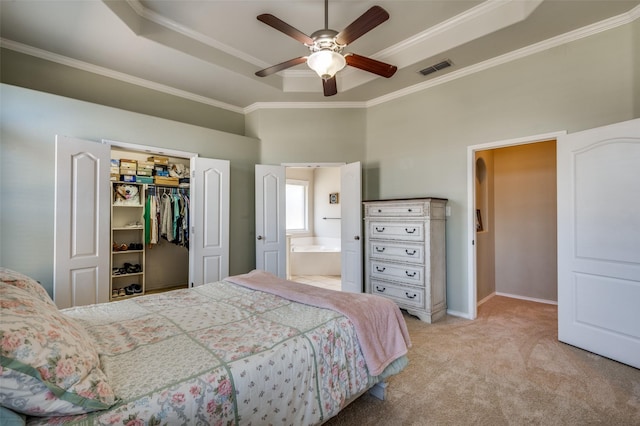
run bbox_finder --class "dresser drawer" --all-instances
[369,260,424,285]
[368,241,424,265]
[365,201,426,218]
[370,279,424,309]
[368,221,424,241]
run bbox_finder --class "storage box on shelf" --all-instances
[363,198,447,323]
[154,176,179,186]
[110,181,145,301]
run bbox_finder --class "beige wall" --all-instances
[635,20,640,116]
[0,84,260,296]
[0,48,246,136]
[246,108,366,165]
[364,22,636,314]
[475,151,495,303]
[1,20,638,316]
[313,167,341,239]
[493,141,557,302]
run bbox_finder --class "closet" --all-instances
[53,135,230,309]
[110,148,193,299]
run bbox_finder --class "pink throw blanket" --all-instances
[225,270,411,376]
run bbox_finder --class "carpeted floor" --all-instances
[325,296,640,425]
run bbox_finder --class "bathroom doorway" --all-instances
[286,165,343,291]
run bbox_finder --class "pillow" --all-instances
[0,268,56,308]
[0,406,26,426]
[0,283,116,416]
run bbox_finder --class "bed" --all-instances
[0,268,411,425]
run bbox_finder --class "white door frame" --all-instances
[102,139,230,286]
[465,130,566,319]
[102,139,198,160]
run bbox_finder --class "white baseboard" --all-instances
[477,292,496,306]
[446,309,473,319]
[495,292,557,305]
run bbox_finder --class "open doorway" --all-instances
[286,165,342,291]
[467,132,564,319]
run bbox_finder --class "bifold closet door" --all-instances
[54,135,111,308]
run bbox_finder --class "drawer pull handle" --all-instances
[376,227,385,232]
[408,208,412,212]
[376,266,386,272]
[375,285,386,293]
[375,247,386,252]
[377,209,382,213]
[405,292,417,299]
[405,228,416,234]
[405,249,416,255]
[405,271,417,277]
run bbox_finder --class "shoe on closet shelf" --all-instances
[112,289,118,298]
[131,284,142,294]
[118,288,126,297]
[113,243,128,251]
[125,263,141,274]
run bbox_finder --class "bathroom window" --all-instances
[286,180,309,232]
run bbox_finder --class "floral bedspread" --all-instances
[26,280,376,425]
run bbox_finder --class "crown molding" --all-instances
[0,38,244,114]
[126,0,269,69]
[244,101,366,114]
[2,4,637,115]
[365,4,640,108]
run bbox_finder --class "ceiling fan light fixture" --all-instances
[307,50,346,80]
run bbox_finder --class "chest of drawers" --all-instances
[363,198,447,323]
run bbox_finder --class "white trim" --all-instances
[445,309,473,320]
[495,292,558,306]
[2,5,637,114]
[281,162,346,168]
[466,130,566,320]
[366,4,640,108]
[0,38,244,115]
[244,102,366,114]
[102,139,198,159]
[126,0,269,69]
[477,292,496,307]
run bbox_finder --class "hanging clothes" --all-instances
[160,192,174,242]
[146,186,190,248]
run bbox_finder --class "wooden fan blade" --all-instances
[345,53,397,78]
[257,14,314,45]
[323,76,337,96]
[256,57,308,77]
[335,6,389,46]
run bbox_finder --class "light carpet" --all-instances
[325,296,640,425]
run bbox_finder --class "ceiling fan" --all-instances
[255,0,398,96]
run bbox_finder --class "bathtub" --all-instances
[288,236,341,276]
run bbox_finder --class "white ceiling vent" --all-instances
[418,59,453,76]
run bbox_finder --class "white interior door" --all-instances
[255,165,286,277]
[190,157,230,286]
[54,135,110,308]
[557,118,640,368]
[341,162,362,293]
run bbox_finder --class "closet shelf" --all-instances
[113,226,144,230]
[112,250,144,254]
[112,204,144,208]
[111,271,144,278]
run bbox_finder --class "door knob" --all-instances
[354,236,360,240]
[257,235,263,240]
